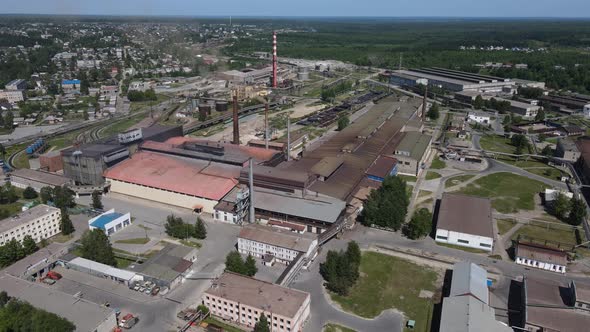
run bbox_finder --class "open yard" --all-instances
[456,172,548,213]
[497,219,517,235]
[397,174,417,183]
[502,158,565,181]
[324,323,356,332]
[445,174,476,188]
[425,171,442,180]
[330,251,438,332]
[430,156,446,169]
[479,135,516,154]
[114,237,150,245]
[511,221,579,246]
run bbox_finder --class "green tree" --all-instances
[552,193,571,221]
[3,112,13,130]
[568,196,587,226]
[511,134,529,155]
[473,95,484,109]
[22,186,38,199]
[52,186,75,209]
[319,241,360,296]
[337,116,350,131]
[22,235,38,255]
[345,241,361,267]
[83,110,89,120]
[225,251,245,275]
[40,186,53,204]
[0,298,75,331]
[535,108,545,121]
[164,215,193,239]
[0,291,8,308]
[91,190,103,209]
[79,229,117,267]
[0,143,5,160]
[541,145,554,157]
[253,313,270,332]
[244,254,258,277]
[59,209,75,235]
[403,208,433,239]
[193,217,207,239]
[361,176,409,230]
[427,103,440,120]
[0,182,18,204]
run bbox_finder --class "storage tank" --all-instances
[199,105,212,115]
[297,67,310,81]
[215,101,229,112]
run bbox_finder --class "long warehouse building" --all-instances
[389,67,513,92]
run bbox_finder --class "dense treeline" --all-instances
[0,291,75,332]
[319,241,361,295]
[361,176,409,230]
[0,236,38,267]
[127,89,157,102]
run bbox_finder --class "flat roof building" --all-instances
[515,241,567,274]
[238,224,318,265]
[9,168,69,192]
[203,272,311,332]
[0,204,61,246]
[435,193,494,251]
[394,132,433,176]
[88,209,132,236]
[0,274,117,332]
[64,256,139,286]
[390,67,513,92]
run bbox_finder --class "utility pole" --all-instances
[399,53,403,70]
[248,159,255,223]
[264,103,269,150]
[286,115,291,162]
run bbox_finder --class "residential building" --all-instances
[237,224,318,265]
[203,272,311,332]
[9,168,69,192]
[435,193,494,251]
[394,132,433,176]
[5,79,27,91]
[439,262,511,332]
[519,276,590,332]
[88,209,131,236]
[0,205,61,245]
[61,79,81,92]
[0,89,25,103]
[467,111,491,124]
[515,241,567,274]
[0,275,117,332]
[556,138,581,162]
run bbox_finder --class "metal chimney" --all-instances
[286,115,291,162]
[232,93,240,145]
[264,103,269,149]
[422,84,428,122]
[272,32,278,88]
[249,158,255,223]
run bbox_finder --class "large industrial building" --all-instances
[389,67,513,92]
[9,168,70,191]
[62,125,182,185]
[435,193,494,251]
[203,272,311,332]
[393,132,433,176]
[0,205,61,246]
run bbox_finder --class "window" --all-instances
[479,243,491,248]
[457,239,469,244]
[436,235,448,240]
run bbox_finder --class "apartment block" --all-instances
[0,204,61,245]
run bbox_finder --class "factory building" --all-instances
[390,67,513,92]
[0,205,61,246]
[104,152,238,214]
[9,168,70,191]
[394,132,433,176]
[62,125,182,185]
[219,67,272,85]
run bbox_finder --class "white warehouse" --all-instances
[237,224,318,265]
[467,111,491,124]
[88,209,131,236]
[435,193,494,252]
[0,204,61,246]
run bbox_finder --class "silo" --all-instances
[216,101,229,112]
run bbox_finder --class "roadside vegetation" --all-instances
[361,176,409,230]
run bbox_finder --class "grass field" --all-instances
[511,221,578,245]
[330,251,437,332]
[179,239,202,248]
[115,237,150,245]
[0,202,24,218]
[397,174,417,183]
[497,219,517,235]
[437,242,489,254]
[12,152,29,169]
[479,135,516,154]
[456,172,548,213]
[115,257,136,269]
[430,156,446,169]
[502,158,564,181]
[425,171,442,180]
[324,323,356,332]
[100,114,146,137]
[445,174,476,188]
[50,233,74,243]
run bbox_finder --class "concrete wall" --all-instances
[435,229,493,251]
[108,179,218,213]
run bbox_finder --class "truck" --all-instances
[46,271,62,280]
[119,313,138,329]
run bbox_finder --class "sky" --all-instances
[2,0,590,18]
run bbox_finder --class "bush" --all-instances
[403,208,433,239]
[319,241,360,296]
[22,186,38,199]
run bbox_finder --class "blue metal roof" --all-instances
[62,79,81,85]
[90,212,125,230]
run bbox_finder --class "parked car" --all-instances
[151,287,160,296]
[46,271,62,280]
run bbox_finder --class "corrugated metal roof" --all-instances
[440,295,511,332]
[311,156,344,178]
[68,257,136,281]
[104,152,237,201]
[238,224,316,252]
[450,262,489,305]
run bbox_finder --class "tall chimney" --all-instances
[248,158,255,223]
[422,84,428,122]
[264,103,269,149]
[286,115,291,161]
[272,32,277,88]
[232,93,240,145]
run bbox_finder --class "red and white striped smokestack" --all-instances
[272,31,277,88]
